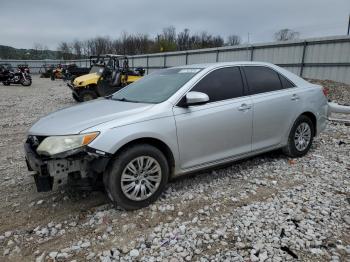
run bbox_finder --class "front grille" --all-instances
[26,135,46,151]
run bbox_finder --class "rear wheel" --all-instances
[78,89,97,102]
[283,115,314,158]
[104,144,169,210]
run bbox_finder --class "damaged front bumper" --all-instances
[24,138,111,192]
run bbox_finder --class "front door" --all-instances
[173,67,253,170]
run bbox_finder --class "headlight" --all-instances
[36,132,99,156]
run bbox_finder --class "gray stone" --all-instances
[49,251,58,258]
[81,241,91,248]
[35,252,45,262]
[129,249,140,257]
[343,215,350,225]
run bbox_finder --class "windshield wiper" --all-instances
[112,97,142,103]
[113,97,128,102]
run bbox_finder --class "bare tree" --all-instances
[226,35,241,46]
[57,42,73,59]
[55,26,231,57]
[155,26,177,52]
[32,43,44,59]
[274,29,300,41]
[89,36,113,55]
[80,40,90,57]
[72,40,82,58]
[177,28,190,51]
[162,26,177,43]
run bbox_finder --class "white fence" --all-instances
[1,35,350,84]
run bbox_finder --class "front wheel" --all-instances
[78,89,97,102]
[283,115,314,158]
[104,144,169,210]
[21,78,32,86]
[72,92,80,102]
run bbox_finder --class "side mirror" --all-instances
[184,91,209,106]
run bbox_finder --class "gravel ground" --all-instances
[0,76,349,262]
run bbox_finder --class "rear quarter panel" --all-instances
[284,83,328,142]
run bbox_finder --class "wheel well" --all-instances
[114,138,175,176]
[78,86,98,97]
[301,112,317,135]
[85,84,97,90]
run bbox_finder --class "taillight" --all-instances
[322,87,329,97]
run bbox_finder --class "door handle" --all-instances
[291,94,300,101]
[238,103,252,111]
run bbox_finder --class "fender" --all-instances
[87,116,180,167]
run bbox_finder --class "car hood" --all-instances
[73,73,98,84]
[29,99,154,136]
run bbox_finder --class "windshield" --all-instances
[112,68,202,103]
[89,65,104,75]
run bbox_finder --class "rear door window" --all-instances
[244,66,283,95]
[191,67,244,102]
[279,74,295,89]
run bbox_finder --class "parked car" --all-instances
[24,62,329,210]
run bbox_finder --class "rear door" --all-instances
[173,67,253,170]
[242,66,299,151]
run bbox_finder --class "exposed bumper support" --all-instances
[24,142,111,192]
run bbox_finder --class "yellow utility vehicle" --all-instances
[68,55,145,102]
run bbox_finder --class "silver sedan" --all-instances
[24,62,329,210]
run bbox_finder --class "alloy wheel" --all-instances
[294,122,312,151]
[120,156,162,201]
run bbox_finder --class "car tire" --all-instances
[79,89,97,102]
[104,144,169,210]
[283,115,314,158]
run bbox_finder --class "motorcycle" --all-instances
[0,64,32,86]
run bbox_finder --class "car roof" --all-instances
[176,61,277,69]
[173,61,309,87]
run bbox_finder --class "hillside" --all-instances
[0,45,60,60]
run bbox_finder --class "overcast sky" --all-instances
[1,0,349,50]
